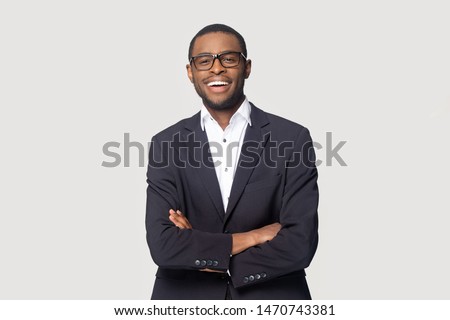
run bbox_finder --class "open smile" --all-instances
[205,80,231,93]
[207,81,230,87]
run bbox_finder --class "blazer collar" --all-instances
[184,102,269,133]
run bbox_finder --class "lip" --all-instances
[207,84,230,93]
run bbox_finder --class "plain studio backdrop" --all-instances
[1,0,449,299]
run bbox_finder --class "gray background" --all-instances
[1,0,449,299]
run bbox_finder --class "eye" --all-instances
[196,56,212,65]
[221,53,238,65]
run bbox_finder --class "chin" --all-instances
[204,94,244,111]
[207,101,235,111]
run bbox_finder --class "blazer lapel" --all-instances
[184,113,226,220]
[224,104,270,221]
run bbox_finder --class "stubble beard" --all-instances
[194,81,245,111]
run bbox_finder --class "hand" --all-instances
[169,209,192,229]
[252,222,282,243]
[200,268,225,273]
[232,222,282,255]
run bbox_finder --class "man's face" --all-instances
[187,32,251,111]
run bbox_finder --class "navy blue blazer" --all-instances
[146,103,319,299]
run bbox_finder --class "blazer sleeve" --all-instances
[229,127,319,288]
[145,135,232,272]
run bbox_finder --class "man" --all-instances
[146,24,318,300]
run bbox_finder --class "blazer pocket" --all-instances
[244,174,282,193]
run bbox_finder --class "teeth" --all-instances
[207,81,229,87]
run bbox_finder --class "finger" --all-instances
[170,212,191,229]
[177,210,192,228]
[169,211,188,228]
[169,214,185,229]
[200,268,225,273]
[169,209,182,219]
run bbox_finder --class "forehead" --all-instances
[192,32,242,55]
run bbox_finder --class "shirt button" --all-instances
[223,138,227,143]
[224,168,228,172]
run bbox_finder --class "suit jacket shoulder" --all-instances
[151,112,200,141]
[249,103,312,143]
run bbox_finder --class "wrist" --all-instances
[247,230,259,247]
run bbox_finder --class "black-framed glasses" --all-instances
[190,51,246,71]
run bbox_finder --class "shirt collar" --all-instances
[200,97,252,131]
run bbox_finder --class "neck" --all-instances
[205,96,245,130]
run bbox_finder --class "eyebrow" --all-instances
[192,50,238,56]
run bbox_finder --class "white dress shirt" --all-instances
[200,98,252,212]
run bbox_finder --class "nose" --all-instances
[210,57,225,74]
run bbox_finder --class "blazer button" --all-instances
[212,260,219,266]
[200,260,207,267]
[243,277,249,283]
[195,260,201,266]
[255,273,261,280]
[261,272,267,278]
[249,275,255,282]
[207,260,213,266]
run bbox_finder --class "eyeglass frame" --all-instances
[189,51,247,71]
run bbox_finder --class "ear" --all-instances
[186,64,194,83]
[244,59,252,79]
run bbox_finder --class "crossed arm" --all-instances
[169,209,281,256]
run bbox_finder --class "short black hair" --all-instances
[188,24,247,60]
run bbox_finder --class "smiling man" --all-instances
[146,24,319,300]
